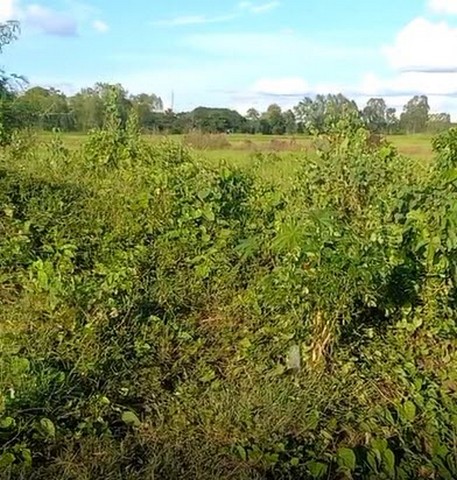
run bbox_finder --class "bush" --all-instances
[0,115,456,479]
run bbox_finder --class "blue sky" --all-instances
[2,0,457,116]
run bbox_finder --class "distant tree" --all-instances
[400,95,430,134]
[69,83,131,131]
[17,86,73,130]
[324,93,361,131]
[427,112,451,134]
[130,93,163,130]
[0,21,22,143]
[283,109,297,134]
[263,103,286,135]
[386,107,399,134]
[295,94,361,134]
[245,107,261,134]
[69,88,104,131]
[363,98,387,133]
[189,107,245,133]
[294,96,324,134]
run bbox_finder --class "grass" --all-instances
[1,124,456,479]
[35,131,434,188]
[37,131,435,161]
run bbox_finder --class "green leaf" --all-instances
[402,400,416,422]
[382,449,396,476]
[372,438,388,453]
[0,453,15,469]
[121,411,141,427]
[235,445,247,461]
[290,457,300,467]
[0,417,15,429]
[21,448,32,466]
[337,447,356,471]
[11,357,30,374]
[39,418,55,438]
[306,460,328,478]
[202,207,215,222]
[366,451,378,472]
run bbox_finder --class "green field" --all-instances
[35,131,434,187]
[38,131,435,159]
[1,124,457,479]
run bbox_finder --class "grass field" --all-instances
[37,131,435,160]
[1,125,456,479]
[36,131,435,188]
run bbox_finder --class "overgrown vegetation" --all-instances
[1,88,457,479]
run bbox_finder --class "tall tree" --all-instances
[294,96,324,134]
[363,98,387,133]
[400,95,430,134]
[130,93,163,130]
[386,107,399,134]
[263,103,286,135]
[294,94,360,134]
[245,107,261,134]
[283,109,297,134]
[69,83,131,131]
[0,21,22,143]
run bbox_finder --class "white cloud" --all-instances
[93,19,109,33]
[252,77,309,95]
[1,1,79,36]
[360,71,457,96]
[25,4,78,36]
[0,0,17,21]
[384,17,457,72]
[1,1,108,36]
[429,0,457,14]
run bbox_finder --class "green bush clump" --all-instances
[0,103,456,479]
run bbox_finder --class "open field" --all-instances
[37,131,435,161]
[35,132,435,188]
[1,124,457,479]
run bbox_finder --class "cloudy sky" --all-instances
[1,0,457,116]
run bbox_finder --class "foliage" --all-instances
[0,98,456,479]
[0,21,24,144]
[400,95,431,134]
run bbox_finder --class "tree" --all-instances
[69,83,131,131]
[69,88,104,131]
[386,107,399,134]
[189,107,245,133]
[427,112,451,134]
[130,93,163,130]
[294,96,325,134]
[400,95,430,134]
[363,98,387,133]
[324,94,361,131]
[17,86,73,130]
[283,109,297,134]
[245,107,261,134]
[263,103,286,135]
[294,94,361,134]
[0,21,22,143]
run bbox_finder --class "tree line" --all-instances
[4,83,452,137]
[0,23,453,139]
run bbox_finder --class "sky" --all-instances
[1,0,457,116]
